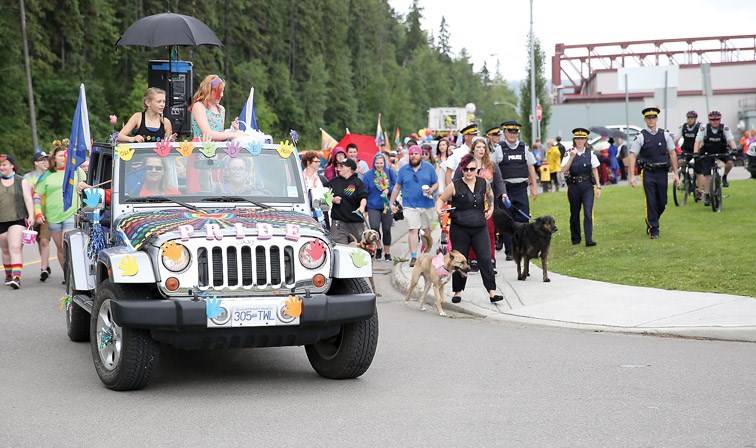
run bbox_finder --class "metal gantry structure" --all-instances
[552,34,756,104]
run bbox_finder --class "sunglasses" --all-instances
[710,118,721,121]
[145,165,164,171]
[463,166,478,173]
[505,129,519,134]
[422,152,430,156]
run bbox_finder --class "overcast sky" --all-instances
[389,0,756,82]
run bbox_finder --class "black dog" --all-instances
[493,209,558,282]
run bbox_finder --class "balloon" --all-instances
[418,129,426,137]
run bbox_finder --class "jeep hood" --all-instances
[115,208,325,250]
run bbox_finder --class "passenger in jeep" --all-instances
[139,156,180,196]
[217,156,265,195]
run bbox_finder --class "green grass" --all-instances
[528,180,756,298]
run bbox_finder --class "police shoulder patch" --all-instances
[699,125,706,131]
[724,126,729,131]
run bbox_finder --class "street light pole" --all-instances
[529,0,537,146]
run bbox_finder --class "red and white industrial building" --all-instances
[548,35,756,140]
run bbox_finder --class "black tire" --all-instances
[711,171,722,212]
[65,248,90,342]
[90,280,160,391]
[681,170,691,206]
[305,278,378,379]
[672,167,681,206]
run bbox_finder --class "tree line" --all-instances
[4,0,551,172]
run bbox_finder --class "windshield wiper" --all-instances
[127,195,199,211]
[200,196,271,209]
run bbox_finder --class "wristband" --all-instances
[35,213,44,221]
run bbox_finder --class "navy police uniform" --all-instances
[497,121,536,257]
[629,107,676,238]
[694,121,734,176]
[562,128,600,246]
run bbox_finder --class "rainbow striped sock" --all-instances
[3,264,10,280]
[11,264,22,279]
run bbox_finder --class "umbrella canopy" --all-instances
[589,126,627,140]
[116,12,222,48]
[335,134,380,169]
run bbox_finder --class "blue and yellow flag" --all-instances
[63,84,91,210]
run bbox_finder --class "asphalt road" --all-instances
[1,248,755,447]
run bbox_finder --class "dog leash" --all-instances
[503,197,532,221]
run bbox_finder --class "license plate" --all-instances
[206,297,300,328]
[232,305,277,327]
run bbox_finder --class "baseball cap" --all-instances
[340,158,357,170]
[33,151,48,162]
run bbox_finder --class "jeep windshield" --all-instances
[117,144,304,204]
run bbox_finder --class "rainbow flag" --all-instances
[375,113,384,146]
[320,128,338,150]
[393,127,401,149]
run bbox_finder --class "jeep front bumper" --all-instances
[111,293,376,331]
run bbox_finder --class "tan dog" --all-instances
[348,229,382,296]
[405,250,469,316]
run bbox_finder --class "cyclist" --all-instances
[673,110,701,200]
[692,111,738,206]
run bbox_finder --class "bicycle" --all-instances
[673,155,697,206]
[695,152,730,213]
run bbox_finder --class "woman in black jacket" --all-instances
[436,154,503,304]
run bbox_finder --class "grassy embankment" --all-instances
[528,179,755,298]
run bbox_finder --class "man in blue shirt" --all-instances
[390,145,438,267]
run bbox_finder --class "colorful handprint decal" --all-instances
[284,295,303,318]
[177,141,195,157]
[224,141,242,158]
[118,255,139,276]
[276,140,294,158]
[115,144,135,161]
[154,140,172,157]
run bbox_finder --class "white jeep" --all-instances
[63,141,377,390]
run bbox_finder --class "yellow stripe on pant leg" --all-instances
[641,170,652,236]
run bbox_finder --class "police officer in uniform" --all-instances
[561,128,602,246]
[674,110,701,200]
[497,121,538,258]
[485,126,503,165]
[628,107,679,239]
[693,111,738,204]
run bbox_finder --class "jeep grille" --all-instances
[196,244,295,288]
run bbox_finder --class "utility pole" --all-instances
[529,0,537,147]
[20,0,38,150]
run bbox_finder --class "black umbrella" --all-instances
[589,126,627,140]
[115,12,222,48]
[116,13,222,136]
[589,126,611,137]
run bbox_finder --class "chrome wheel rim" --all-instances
[96,299,122,371]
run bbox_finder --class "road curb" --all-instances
[390,261,756,342]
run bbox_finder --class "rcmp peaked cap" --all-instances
[485,126,502,136]
[460,124,479,135]
[572,127,590,137]
[500,121,522,130]
[642,107,661,117]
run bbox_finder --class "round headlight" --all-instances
[299,239,328,269]
[161,243,191,272]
